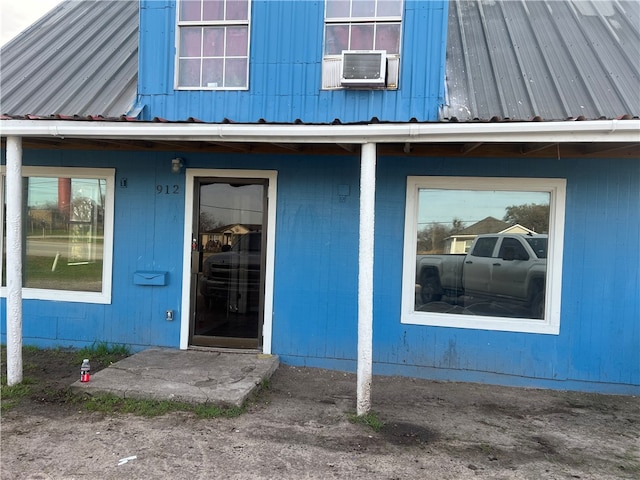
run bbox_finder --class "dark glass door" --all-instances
[190,179,267,348]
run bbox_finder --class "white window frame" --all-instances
[180,168,278,352]
[401,176,566,335]
[175,0,251,90]
[0,166,115,304]
[322,0,403,90]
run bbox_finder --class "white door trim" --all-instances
[180,168,278,353]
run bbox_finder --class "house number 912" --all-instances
[157,185,180,194]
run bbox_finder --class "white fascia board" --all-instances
[1,119,639,144]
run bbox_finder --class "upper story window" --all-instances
[176,0,250,90]
[323,0,403,89]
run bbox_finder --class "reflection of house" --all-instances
[200,224,260,252]
[2,0,638,396]
[445,217,536,253]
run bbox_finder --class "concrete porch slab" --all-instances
[70,347,279,407]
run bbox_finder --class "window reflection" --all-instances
[326,0,350,18]
[224,58,248,87]
[351,24,375,49]
[226,0,249,20]
[177,0,250,89]
[325,24,349,55]
[2,177,106,292]
[179,59,201,87]
[226,26,248,56]
[203,28,224,57]
[180,27,202,57]
[414,189,550,319]
[375,23,400,53]
[203,0,224,21]
[180,0,202,21]
[202,58,224,86]
[352,0,376,18]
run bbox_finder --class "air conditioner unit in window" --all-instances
[340,50,387,87]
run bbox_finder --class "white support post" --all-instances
[357,142,376,416]
[6,136,23,386]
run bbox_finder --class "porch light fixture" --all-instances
[171,157,184,174]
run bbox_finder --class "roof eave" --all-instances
[1,119,638,144]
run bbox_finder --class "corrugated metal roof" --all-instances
[0,0,637,124]
[443,0,640,121]
[0,0,138,117]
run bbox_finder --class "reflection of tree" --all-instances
[417,217,466,253]
[28,202,70,234]
[503,203,549,233]
[450,218,465,235]
[69,197,99,264]
[72,197,96,222]
[199,212,222,232]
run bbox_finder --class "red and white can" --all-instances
[80,359,91,382]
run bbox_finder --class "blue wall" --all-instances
[137,0,449,123]
[364,156,640,393]
[270,154,640,395]
[2,148,638,393]
[1,149,186,350]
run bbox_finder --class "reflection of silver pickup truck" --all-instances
[416,234,547,318]
[200,232,261,311]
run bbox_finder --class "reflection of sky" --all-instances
[418,189,549,227]
[27,178,104,207]
[200,183,263,226]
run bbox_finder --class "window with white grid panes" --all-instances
[323,0,403,89]
[176,0,250,89]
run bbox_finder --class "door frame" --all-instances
[180,169,278,353]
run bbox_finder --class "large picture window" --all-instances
[322,0,403,89]
[401,177,566,334]
[1,167,114,304]
[176,0,250,89]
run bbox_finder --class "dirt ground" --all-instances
[1,348,639,480]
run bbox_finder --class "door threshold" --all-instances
[191,334,260,350]
[188,345,263,355]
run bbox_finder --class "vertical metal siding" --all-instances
[139,0,448,123]
[272,157,361,361]
[563,164,640,385]
[138,0,176,95]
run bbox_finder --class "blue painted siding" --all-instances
[365,155,640,393]
[137,0,449,123]
[2,149,638,393]
[270,154,639,394]
[1,149,186,350]
[272,156,361,361]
